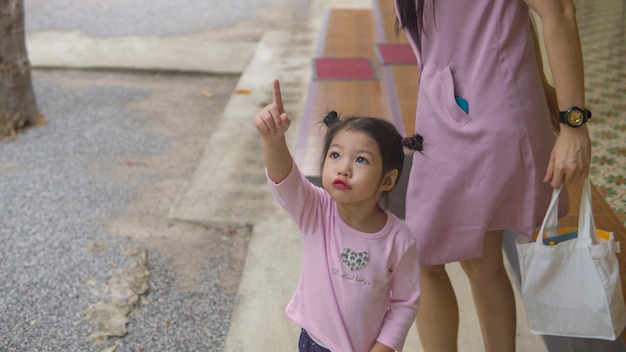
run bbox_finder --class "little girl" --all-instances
[254,79,424,352]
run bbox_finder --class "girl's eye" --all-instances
[329,152,340,160]
[356,156,369,164]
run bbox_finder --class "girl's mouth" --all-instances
[332,179,350,190]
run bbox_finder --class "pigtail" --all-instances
[402,133,424,152]
[323,111,340,127]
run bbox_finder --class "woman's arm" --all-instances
[529,16,560,133]
[524,0,592,189]
[254,79,293,183]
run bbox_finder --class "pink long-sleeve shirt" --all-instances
[268,162,421,351]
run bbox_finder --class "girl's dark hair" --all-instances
[320,111,423,191]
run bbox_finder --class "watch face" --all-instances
[567,110,584,126]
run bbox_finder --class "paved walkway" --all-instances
[23,0,626,350]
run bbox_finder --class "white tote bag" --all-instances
[516,178,626,340]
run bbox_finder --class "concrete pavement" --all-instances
[27,31,256,74]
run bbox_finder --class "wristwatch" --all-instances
[559,106,592,128]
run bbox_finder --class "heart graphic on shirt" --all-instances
[341,248,369,271]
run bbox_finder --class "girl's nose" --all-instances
[337,166,350,177]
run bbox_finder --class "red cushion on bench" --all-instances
[313,58,377,80]
[375,44,417,65]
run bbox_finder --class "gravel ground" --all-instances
[0,69,248,351]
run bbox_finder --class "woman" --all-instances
[395,0,592,350]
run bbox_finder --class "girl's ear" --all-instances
[379,169,399,192]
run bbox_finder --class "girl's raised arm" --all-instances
[254,79,293,183]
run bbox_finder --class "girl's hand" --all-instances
[544,124,591,189]
[369,341,394,352]
[254,79,290,138]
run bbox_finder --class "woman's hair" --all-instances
[320,111,424,187]
[395,0,430,36]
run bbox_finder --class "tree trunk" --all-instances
[0,0,45,140]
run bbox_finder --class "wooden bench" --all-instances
[294,4,417,217]
[295,8,387,178]
[296,0,626,343]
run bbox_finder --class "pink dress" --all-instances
[400,0,566,265]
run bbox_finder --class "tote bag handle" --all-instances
[535,178,598,244]
[578,178,597,241]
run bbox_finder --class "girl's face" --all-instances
[321,130,397,206]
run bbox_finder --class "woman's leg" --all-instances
[416,264,459,352]
[459,230,516,352]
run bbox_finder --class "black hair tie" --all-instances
[323,111,339,127]
[402,133,424,152]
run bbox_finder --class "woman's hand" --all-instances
[544,124,591,189]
